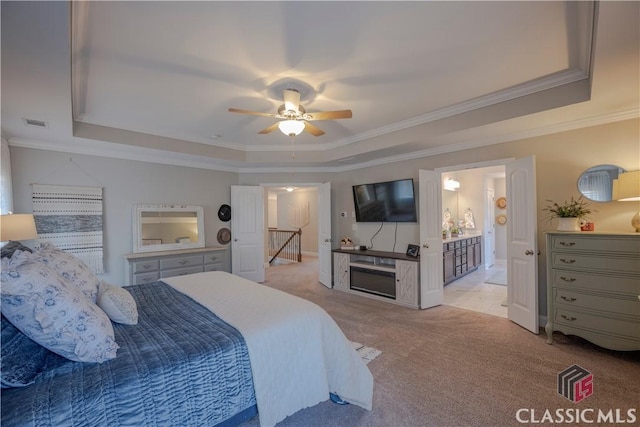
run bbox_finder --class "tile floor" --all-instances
[443,261,507,318]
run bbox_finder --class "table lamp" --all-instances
[0,213,38,242]
[612,170,640,232]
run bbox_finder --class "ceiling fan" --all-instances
[228,89,352,137]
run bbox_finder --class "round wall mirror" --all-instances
[577,164,625,202]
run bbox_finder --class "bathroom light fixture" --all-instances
[444,178,460,191]
[612,170,640,232]
[278,120,305,137]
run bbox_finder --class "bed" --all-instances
[1,246,373,427]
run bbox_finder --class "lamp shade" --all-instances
[0,214,38,242]
[278,120,305,136]
[613,170,640,201]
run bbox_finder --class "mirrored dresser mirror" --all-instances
[133,204,205,253]
[577,164,626,202]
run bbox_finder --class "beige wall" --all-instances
[8,118,639,316]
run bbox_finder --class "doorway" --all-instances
[439,164,508,318]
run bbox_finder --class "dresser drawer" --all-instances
[551,235,639,253]
[204,263,224,272]
[204,253,224,264]
[132,259,159,273]
[160,255,204,270]
[160,265,204,279]
[133,271,159,285]
[551,253,640,274]
[554,288,640,317]
[550,270,640,294]
[554,307,640,340]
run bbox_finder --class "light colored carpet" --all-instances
[240,258,640,427]
[485,269,507,286]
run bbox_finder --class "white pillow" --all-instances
[97,281,138,325]
[31,242,100,303]
[0,251,118,363]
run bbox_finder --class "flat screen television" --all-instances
[352,178,417,222]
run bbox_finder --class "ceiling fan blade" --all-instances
[258,122,280,135]
[305,110,353,121]
[303,121,325,137]
[228,108,277,118]
[283,89,301,112]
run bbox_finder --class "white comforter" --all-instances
[163,271,373,427]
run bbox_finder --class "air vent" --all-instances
[22,118,49,128]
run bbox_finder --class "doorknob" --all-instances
[422,243,429,249]
[525,250,534,255]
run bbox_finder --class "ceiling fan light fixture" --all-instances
[278,120,305,136]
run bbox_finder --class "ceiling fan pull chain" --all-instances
[291,135,296,159]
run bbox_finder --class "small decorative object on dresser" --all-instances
[545,232,639,351]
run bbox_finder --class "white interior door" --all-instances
[419,169,443,309]
[485,188,496,268]
[231,185,265,283]
[506,156,539,333]
[318,182,332,288]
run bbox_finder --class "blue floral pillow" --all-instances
[31,242,100,303]
[1,314,52,388]
[0,252,119,363]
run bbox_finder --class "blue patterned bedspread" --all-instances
[1,282,256,426]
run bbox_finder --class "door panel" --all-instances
[318,182,332,288]
[506,156,539,333]
[419,169,443,309]
[231,185,265,283]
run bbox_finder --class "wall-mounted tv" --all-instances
[352,178,417,222]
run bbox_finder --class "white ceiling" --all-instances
[1,1,638,172]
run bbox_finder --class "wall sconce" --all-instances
[0,213,38,242]
[444,178,460,191]
[612,170,640,232]
[278,120,305,137]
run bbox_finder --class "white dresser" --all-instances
[124,247,229,285]
[545,232,640,351]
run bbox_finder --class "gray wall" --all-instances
[10,147,237,284]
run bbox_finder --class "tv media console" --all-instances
[332,249,419,309]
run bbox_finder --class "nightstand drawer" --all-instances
[133,272,159,285]
[551,253,640,273]
[160,255,204,270]
[160,265,204,279]
[550,270,640,294]
[554,288,640,317]
[132,259,159,273]
[554,307,640,340]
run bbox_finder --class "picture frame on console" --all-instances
[406,244,420,258]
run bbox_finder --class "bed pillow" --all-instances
[0,252,118,363]
[31,242,100,303]
[1,314,53,388]
[97,281,138,325]
[1,241,33,259]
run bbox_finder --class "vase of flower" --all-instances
[556,217,581,232]
[543,196,594,232]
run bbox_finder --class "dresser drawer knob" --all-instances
[560,276,576,282]
[179,260,188,265]
[558,241,576,247]
[143,264,152,269]
[560,296,577,302]
[560,314,577,321]
[559,258,576,264]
